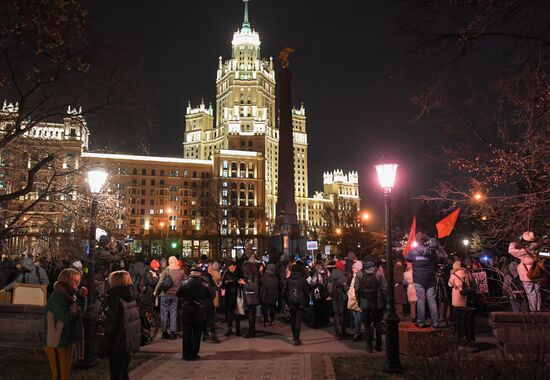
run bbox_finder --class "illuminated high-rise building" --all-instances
[183,1,309,230]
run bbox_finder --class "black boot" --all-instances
[376,340,382,352]
[366,341,373,353]
[225,328,233,337]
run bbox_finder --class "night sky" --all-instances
[87,0,447,227]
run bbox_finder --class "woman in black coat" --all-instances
[221,261,242,336]
[98,271,141,380]
[259,264,279,326]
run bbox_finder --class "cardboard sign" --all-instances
[12,284,48,306]
[472,271,489,294]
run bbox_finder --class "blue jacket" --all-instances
[405,245,445,288]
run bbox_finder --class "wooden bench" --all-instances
[489,312,550,356]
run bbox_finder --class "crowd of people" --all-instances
[0,230,547,379]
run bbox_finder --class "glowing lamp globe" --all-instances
[462,239,470,247]
[375,163,398,191]
[87,169,108,194]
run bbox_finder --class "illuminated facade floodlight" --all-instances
[87,169,108,194]
[375,163,398,192]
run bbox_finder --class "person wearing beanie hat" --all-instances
[154,256,186,339]
[177,264,211,360]
[448,260,475,343]
[355,254,387,352]
[260,263,279,326]
[509,232,541,312]
[328,259,349,338]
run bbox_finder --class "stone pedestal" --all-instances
[398,323,454,356]
[489,311,550,356]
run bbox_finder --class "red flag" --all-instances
[403,216,416,256]
[436,208,460,238]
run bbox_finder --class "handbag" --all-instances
[158,270,173,292]
[235,286,245,316]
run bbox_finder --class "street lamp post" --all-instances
[375,162,403,374]
[78,168,108,369]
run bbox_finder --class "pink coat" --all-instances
[448,268,468,307]
[508,242,536,282]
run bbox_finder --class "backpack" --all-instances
[288,280,303,305]
[358,269,379,301]
[158,270,173,292]
[453,274,473,297]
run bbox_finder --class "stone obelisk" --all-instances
[274,48,300,257]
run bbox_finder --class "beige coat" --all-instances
[448,268,468,307]
[347,274,361,312]
[211,269,222,308]
[403,269,416,303]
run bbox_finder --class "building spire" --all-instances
[242,0,251,31]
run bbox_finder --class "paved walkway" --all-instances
[131,319,376,380]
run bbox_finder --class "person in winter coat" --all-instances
[308,262,330,328]
[140,260,160,310]
[508,231,541,312]
[4,257,49,290]
[221,261,243,336]
[98,271,141,380]
[44,268,87,380]
[347,261,363,341]
[405,234,447,328]
[201,264,220,343]
[328,260,349,338]
[241,256,260,338]
[154,256,185,339]
[177,265,211,361]
[393,259,407,318]
[283,264,310,346]
[448,261,469,308]
[403,264,417,322]
[210,262,222,310]
[355,256,387,353]
[276,255,291,315]
[260,264,279,326]
[447,261,475,343]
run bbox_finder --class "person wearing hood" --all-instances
[283,264,310,346]
[260,264,279,326]
[508,231,541,312]
[4,257,49,291]
[241,255,260,338]
[355,256,387,353]
[276,254,291,315]
[98,271,141,380]
[177,265,211,361]
[44,268,87,380]
[154,256,185,339]
[328,260,349,338]
[308,262,330,328]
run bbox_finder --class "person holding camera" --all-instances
[405,233,447,328]
[508,231,541,312]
